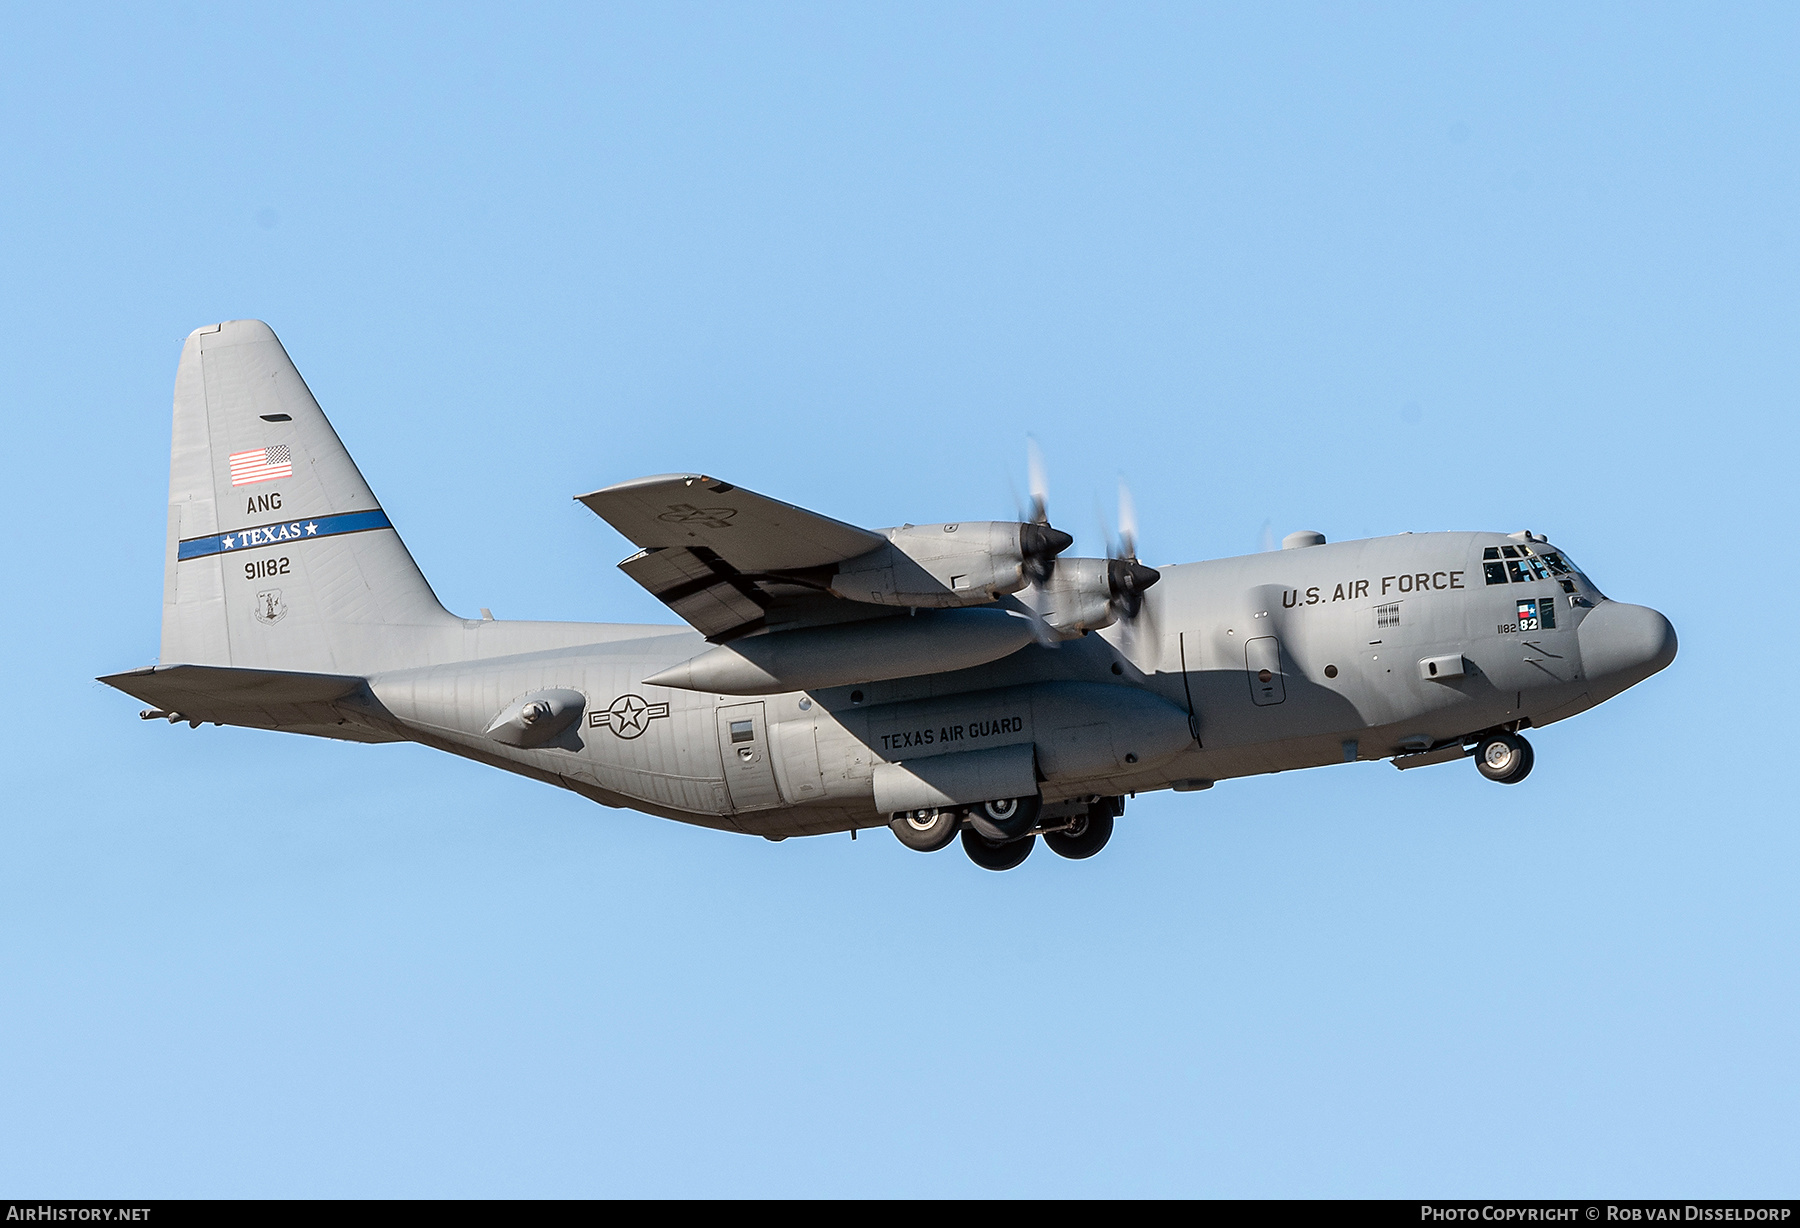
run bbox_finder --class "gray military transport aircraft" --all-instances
[103,321,1678,870]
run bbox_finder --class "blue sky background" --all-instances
[2,3,1796,1196]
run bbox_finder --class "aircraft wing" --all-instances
[576,474,891,641]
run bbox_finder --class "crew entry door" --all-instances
[716,702,784,812]
[1246,636,1286,706]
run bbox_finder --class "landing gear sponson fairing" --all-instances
[102,322,1678,871]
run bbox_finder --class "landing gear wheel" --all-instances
[1475,733,1534,784]
[1044,809,1114,860]
[889,809,959,852]
[961,827,1035,871]
[968,795,1040,842]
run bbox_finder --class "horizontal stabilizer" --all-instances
[99,664,400,743]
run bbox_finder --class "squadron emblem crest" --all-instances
[253,588,287,625]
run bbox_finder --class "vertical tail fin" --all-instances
[162,320,456,673]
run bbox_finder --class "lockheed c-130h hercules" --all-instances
[102,321,1678,871]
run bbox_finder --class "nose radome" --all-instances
[1578,601,1678,684]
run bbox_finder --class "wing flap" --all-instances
[618,547,770,640]
[581,474,891,639]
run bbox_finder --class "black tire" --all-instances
[1044,810,1114,860]
[961,828,1035,871]
[1475,733,1534,783]
[889,809,959,853]
[967,795,1040,842]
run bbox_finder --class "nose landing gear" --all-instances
[1474,733,1534,784]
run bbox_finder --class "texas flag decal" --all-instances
[229,445,293,486]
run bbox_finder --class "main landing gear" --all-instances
[968,796,1038,841]
[961,826,1036,871]
[1474,732,1534,784]
[890,808,960,852]
[1043,808,1113,860]
[888,796,1123,871]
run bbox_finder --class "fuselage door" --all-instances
[716,701,785,812]
[1246,636,1286,706]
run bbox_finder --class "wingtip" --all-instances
[580,473,731,499]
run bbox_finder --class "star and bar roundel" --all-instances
[587,694,671,739]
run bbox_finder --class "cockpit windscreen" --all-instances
[1482,543,1580,587]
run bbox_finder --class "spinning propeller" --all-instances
[1106,479,1160,622]
[1018,436,1073,584]
[1013,441,1160,641]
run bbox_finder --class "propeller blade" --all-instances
[1119,579,1161,661]
[1007,589,1064,649]
[1026,436,1049,525]
[1117,478,1138,563]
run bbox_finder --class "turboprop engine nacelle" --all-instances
[1028,558,1120,637]
[829,521,1072,608]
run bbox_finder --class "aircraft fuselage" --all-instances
[351,529,1672,839]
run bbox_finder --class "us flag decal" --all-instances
[229,445,293,486]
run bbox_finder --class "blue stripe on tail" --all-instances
[177,509,393,561]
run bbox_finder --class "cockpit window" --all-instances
[1484,542,1584,586]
